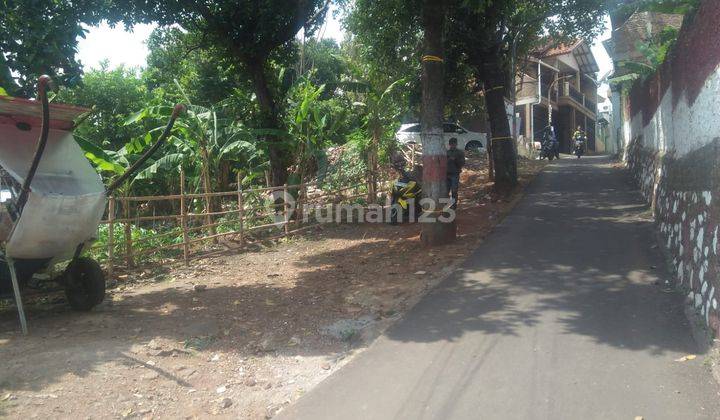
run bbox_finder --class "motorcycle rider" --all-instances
[447,138,465,209]
[573,125,585,145]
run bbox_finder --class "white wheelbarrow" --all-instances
[0,76,184,333]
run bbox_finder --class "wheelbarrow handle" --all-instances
[106,104,186,194]
[15,75,55,216]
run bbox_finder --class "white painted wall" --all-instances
[671,70,720,156]
[627,68,720,156]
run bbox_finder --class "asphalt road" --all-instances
[278,156,720,420]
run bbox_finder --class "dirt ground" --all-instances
[0,157,545,419]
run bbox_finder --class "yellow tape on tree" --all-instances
[421,55,444,63]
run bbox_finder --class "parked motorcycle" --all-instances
[389,162,422,225]
[538,127,559,161]
[539,140,554,161]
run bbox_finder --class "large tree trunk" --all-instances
[484,66,518,194]
[249,61,287,187]
[420,0,455,247]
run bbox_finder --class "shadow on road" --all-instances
[384,157,700,355]
[0,157,700,415]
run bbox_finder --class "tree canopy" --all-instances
[1,0,609,197]
[0,0,114,96]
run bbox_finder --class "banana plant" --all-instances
[76,98,267,199]
[344,74,407,197]
[124,82,268,194]
[285,78,331,185]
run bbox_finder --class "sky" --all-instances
[76,5,346,70]
[76,10,613,93]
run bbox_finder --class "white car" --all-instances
[395,122,487,152]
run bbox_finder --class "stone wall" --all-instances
[623,0,720,336]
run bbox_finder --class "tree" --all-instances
[342,0,447,120]
[0,0,111,96]
[344,0,605,194]
[347,76,407,200]
[341,0,423,88]
[297,38,348,98]
[447,0,605,193]
[144,28,255,109]
[56,64,150,151]
[420,0,456,246]
[111,0,329,186]
[285,78,333,185]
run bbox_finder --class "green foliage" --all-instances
[447,0,607,75]
[56,64,150,150]
[144,28,254,109]
[344,0,606,119]
[612,0,697,80]
[74,134,128,175]
[128,86,269,192]
[110,1,328,63]
[299,39,350,99]
[348,76,407,158]
[89,223,183,264]
[0,0,113,96]
[319,132,370,190]
[110,0,332,185]
[611,0,699,16]
[283,77,344,186]
[342,0,423,90]
[633,26,679,74]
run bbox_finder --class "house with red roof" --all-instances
[514,39,600,154]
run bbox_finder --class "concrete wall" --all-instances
[621,0,720,335]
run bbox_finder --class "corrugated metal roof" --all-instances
[573,42,600,74]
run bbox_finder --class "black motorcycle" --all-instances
[539,132,559,161]
[574,137,586,158]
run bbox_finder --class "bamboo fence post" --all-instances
[237,172,244,246]
[367,161,375,204]
[368,145,377,204]
[123,198,134,268]
[297,182,307,228]
[283,184,290,236]
[107,196,115,280]
[180,169,189,266]
[204,190,216,244]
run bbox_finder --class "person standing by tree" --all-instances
[446,138,465,209]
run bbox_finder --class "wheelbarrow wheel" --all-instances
[64,257,105,311]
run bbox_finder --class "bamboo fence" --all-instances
[90,170,391,279]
